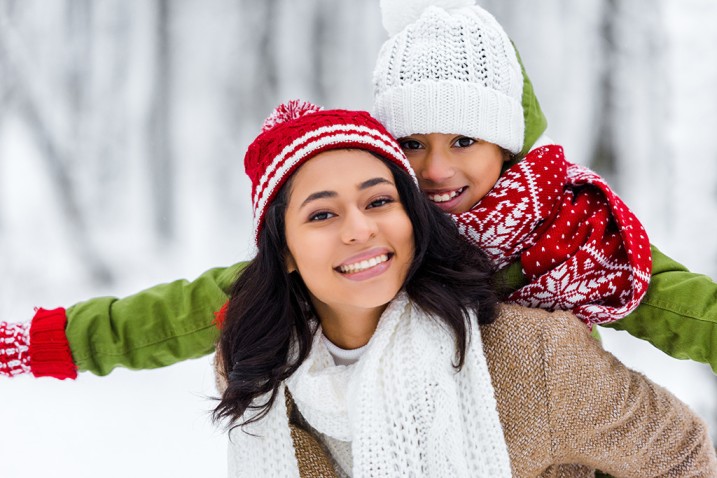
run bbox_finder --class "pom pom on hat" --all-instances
[380,0,476,35]
[261,99,323,132]
[245,100,417,243]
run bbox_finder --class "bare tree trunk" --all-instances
[590,0,618,178]
[236,0,279,127]
[609,0,671,237]
[0,5,7,234]
[0,4,113,285]
[148,0,175,241]
[311,0,328,104]
[65,0,92,142]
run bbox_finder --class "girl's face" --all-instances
[284,149,415,324]
[398,133,508,214]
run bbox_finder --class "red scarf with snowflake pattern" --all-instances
[453,145,651,326]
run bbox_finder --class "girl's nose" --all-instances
[419,149,455,185]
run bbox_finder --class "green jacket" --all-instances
[66,263,244,375]
[65,245,717,375]
[63,49,717,376]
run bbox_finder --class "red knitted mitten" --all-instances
[28,308,77,379]
[0,308,77,379]
[0,321,32,376]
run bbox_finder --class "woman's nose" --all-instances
[341,209,378,244]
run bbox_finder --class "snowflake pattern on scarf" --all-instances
[453,145,652,326]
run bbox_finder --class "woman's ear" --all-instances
[286,252,297,273]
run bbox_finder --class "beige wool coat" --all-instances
[217,304,717,477]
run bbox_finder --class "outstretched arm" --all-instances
[604,244,717,374]
[496,243,717,374]
[1,262,245,378]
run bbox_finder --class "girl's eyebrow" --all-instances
[299,177,394,208]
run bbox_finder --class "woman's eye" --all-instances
[454,137,476,148]
[398,139,423,150]
[368,197,394,209]
[309,211,335,222]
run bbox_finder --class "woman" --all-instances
[213,99,717,478]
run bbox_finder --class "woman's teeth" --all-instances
[338,254,389,273]
[427,188,463,203]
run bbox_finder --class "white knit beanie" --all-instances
[373,0,525,154]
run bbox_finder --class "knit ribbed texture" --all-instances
[453,145,652,326]
[28,307,77,379]
[373,3,524,153]
[0,321,31,376]
[227,383,301,477]
[0,308,76,379]
[226,293,512,477]
[245,100,416,242]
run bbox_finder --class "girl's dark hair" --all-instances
[213,156,498,428]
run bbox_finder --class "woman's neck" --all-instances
[311,300,387,350]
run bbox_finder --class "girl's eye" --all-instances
[398,139,423,150]
[309,211,335,222]
[453,137,476,148]
[367,197,395,209]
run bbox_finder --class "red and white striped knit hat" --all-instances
[245,99,417,242]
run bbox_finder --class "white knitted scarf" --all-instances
[227,292,512,477]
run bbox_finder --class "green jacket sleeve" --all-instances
[603,245,717,374]
[66,262,247,376]
[497,245,717,374]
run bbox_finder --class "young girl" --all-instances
[212,100,716,477]
[373,0,654,329]
[370,0,717,364]
[1,0,715,379]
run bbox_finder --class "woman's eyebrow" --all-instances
[300,177,394,208]
[359,177,393,190]
[300,190,336,208]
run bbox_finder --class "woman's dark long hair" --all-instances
[213,155,498,428]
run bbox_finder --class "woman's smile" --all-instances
[336,249,394,280]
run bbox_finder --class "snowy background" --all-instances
[1,0,716,477]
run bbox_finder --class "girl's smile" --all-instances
[399,133,509,214]
[423,186,468,212]
[425,186,467,204]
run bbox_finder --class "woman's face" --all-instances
[284,149,415,323]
